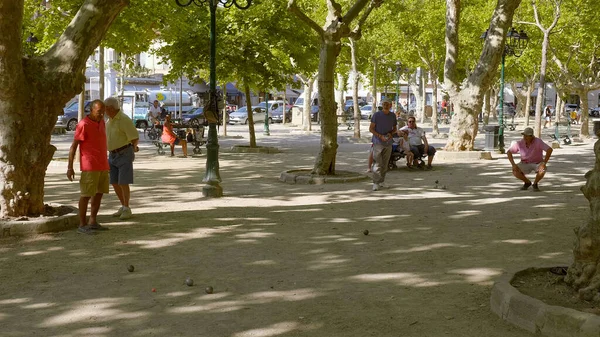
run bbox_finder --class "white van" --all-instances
[116,90,193,129]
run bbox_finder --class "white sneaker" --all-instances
[112,206,124,217]
[372,183,380,191]
[119,207,132,220]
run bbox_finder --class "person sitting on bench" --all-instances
[396,129,414,169]
[161,115,188,158]
[400,116,436,170]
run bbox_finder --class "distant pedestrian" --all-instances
[507,127,553,191]
[104,97,139,220]
[544,105,552,129]
[369,98,397,191]
[67,100,110,234]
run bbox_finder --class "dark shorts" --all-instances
[410,144,436,157]
[109,146,134,185]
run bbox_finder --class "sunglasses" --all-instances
[408,120,415,123]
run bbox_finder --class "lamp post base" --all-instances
[202,183,223,198]
[498,135,506,154]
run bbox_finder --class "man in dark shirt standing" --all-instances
[369,98,397,191]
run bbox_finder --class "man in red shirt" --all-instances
[507,127,553,191]
[67,100,110,234]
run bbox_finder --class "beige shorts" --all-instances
[517,162,542,174]
[80,171,109,197]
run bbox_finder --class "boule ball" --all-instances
[185,278,194,287]
[205,286,214,294]
[127,265,135,272]
[363,229,369,236]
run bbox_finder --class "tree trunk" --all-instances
[221,81,228,136]
[337,73,346,116]
[372,58,378,114]
[313,40,339,175]
[302,79,314,131]
[578,89,590,138]
[443,0,522,151]
[0,0,127,218]
[525,84,533,127]
[444,89,481,151]
[483,90,491,125]
[533,32,550,138]
[244,83,256,147]
[565,139,600,301]
[431,76,439,135]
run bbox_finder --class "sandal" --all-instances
[550,266,568,275]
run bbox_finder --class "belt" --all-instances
[110,143,132,154]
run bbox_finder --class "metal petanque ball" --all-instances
[127,265,134,272]
[205,286,214,294]
[363,229,369,236]
[185,278,194,287]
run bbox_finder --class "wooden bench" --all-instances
[152,125,206,155]
[337,114,355,130]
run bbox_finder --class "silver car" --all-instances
[229,106,268,125]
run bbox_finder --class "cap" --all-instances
[381,98,392,104]
[521,127,534,136]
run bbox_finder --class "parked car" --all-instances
[181,107,206,127]
[56,100,91,131]
[271,105,292,123]
[229,106,268,125]
[590,107,600,117]
[344,99,367,113]
[360,105,374,120]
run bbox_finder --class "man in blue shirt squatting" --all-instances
[369,98,397,191]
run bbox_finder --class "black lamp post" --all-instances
[481,27,529,153]
[395,61,401,112]
[175,0,252,197]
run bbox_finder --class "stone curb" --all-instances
[230,145,280,154]
[279,169,369,185]
[435,150,493,161]
[490,266,600,336]
[0,206,78,237]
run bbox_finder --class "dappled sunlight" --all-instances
[125,225,242,249]
[349,272,442,287]
[0,298,30,305]
[494,239,541,244]
[522,217,554,222]
[19,246,64,256]
[169,288,322,314]
[445,195,539,206]
[232,322,300,337]
[389,243,468,254]
[248,260,277,266]
[534,203,568,208]
[39,298,148,327]
[448,210,481,219]
[446,268,502,284]
[22,302,57,309]
[538,252,567,259]
[307,254,351,270]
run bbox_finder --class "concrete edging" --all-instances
[490,266,600,336]
[0,205,79,237]
[230,145,280,154]
[280,169,369,185]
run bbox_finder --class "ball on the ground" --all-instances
[185,278,194,286]
[127,265,134,272]
[363,229,369,235]
[205,286,214,294]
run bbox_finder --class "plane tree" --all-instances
[443,0,523,151]
[0,0,128,218]
[288,0,382,175]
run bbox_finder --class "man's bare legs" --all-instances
[78,196,91,227]
[89,193,103,225]
[112,183,129,207]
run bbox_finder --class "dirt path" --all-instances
[0,121,593,336]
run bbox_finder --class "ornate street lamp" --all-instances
[481,27,529,153]
[175,0,252,197]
